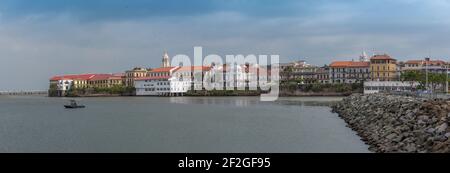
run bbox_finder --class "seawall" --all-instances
[332,94,450,153]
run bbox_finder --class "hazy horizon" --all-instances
[1,0,450,90]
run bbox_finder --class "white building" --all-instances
[207,64,259,89]
[135,76,191,96]
[402,58,448,74]
[135,66,212,96]
[329,61,370,84]
[364,81,419,94]
[57,79,73,92]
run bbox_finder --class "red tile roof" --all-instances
[135,76,172,81]
[50,74,97,81]
[174,66,212,72]
[330,61,370,68]
[405,60,446,65]
[50,73,122,81]
[90,74,114,81]
[149,67,177,73]
[370,54,396,60]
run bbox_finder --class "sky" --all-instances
[0,0,449,90]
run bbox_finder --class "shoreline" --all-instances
[332,94,450,153]
[50,94,351,98]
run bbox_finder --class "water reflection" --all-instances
[169,97,260,107]
[169,96,342,108]
[274,100,338,107]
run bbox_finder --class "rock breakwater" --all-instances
[332,94,450,153]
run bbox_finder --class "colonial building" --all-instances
[125,67,148,87]
[134,76,190,96]
[89,73,124,88]
[315,66,330,84]
[402,58,448,74]
[370,54,398,81]
[280,60,318,83]
[329,61,370,83]
[50,74,97,89]
[135,66,212,96]
[290,66,319,84]
[208,64,254,89]
[147,67,179,78]
[172,66,212,90]
[49,74,119,96]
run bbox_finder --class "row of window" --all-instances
[149,72,170,77]
[371,60,396,64]
[143,87,186,92]
[372,66,394,71]
[331,68,369,73]
[365,86,413,91]
[372,73,393,78]
[331,74,369,78]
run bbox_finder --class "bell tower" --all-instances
[359,51,369,62]
[162,51,171,67]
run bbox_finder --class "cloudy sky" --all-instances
[0,0,449,90]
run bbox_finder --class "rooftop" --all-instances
[370,54,396,60]
[405,59,447,65]
[149,67,178,73]
[330,61,370,68]
[135,76,171,81]
[174,66,212,72]
[50,74,97,81]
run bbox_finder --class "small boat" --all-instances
[64,100,86,109]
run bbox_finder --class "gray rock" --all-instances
[445,132,450,138]
[332,94,450,153]
[385,133,397,140]
[426,128,436,134]
[436,123,448,134]
[404,144,417,152]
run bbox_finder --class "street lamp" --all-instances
[446,62,449,94]
[422,59,428,92]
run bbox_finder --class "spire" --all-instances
[360,50,369,62]
[162,51,170,68]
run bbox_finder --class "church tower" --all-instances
[359,51,369,62]
[162,51,171,68]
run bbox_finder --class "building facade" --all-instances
[315,66,330,84]
[280,60,318,83]
[125,67,148,87]
[402,58,448,74]
[89,74,124,88]
[329,61,370,84]
[370,54,398,81]
[134,76,190,96]
[172,66,212,90]
[49,74,123,96]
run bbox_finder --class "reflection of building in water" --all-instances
[169,97,258,107]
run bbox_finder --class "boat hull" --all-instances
[64,105,86,109]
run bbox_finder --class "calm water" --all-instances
[0,95,369,153]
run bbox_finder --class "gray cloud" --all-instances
[0,0,449,90]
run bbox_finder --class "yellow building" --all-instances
[50,74,96,89]
[125,67,149,87]
[89,74,124,88]
[370,54,398,81]
[73,79,90,89]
